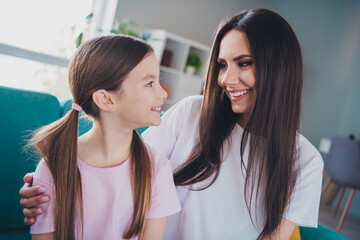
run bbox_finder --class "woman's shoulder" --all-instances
[182,94,203,106]
[296,133,324,170]
[141,95,203,159]
[169,95,203,117]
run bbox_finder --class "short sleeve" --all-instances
[146,148,181,219]
[142,96,200,159]
[283,140,324,228]
[30,159,56,234]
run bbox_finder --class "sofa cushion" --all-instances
[0,86,61,233]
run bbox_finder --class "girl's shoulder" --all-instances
[33,158,53,184]
[144,143,173,173]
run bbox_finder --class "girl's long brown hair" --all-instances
[29,35,153,239]
[174,9,302,237]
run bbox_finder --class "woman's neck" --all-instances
[237,112,250,129]
[77,120,133,168]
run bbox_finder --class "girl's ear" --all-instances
[92,90,117,112]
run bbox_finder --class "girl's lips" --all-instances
[227,89,252,102]
[150,106,162,112]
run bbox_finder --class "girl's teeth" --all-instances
[151,107,161,111]
[229,90,250,97]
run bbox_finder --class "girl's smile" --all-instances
[150,105,163,113]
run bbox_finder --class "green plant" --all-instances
[73,13,94,48]
[186,53,202,70]
[74,17,151,48]
[111,18,140,37]
[111,18,151,41]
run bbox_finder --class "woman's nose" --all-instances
[220,67,238,86]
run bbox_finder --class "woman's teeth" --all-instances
[151,106,161,111]
[229,89,250,97]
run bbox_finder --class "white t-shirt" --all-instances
[142,95,324,240]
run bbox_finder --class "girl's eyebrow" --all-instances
[141,75,156,80]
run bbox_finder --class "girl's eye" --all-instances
[145,81,153,87]
[238,61,253,68]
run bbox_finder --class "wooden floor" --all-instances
[318,204,360,239]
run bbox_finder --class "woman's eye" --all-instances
[217,62,227,69]
[238,61,253,68]
[145,81,153,87]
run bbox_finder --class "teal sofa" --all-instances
[0,86,349,240]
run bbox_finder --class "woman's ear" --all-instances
[92,90,117,112]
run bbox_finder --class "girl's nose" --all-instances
[160,85,168,100]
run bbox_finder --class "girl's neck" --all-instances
[77,120,133,168]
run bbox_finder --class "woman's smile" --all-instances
[227,89,253,102]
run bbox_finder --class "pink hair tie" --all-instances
[72,103,82,112]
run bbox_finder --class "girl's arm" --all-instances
[32,233,55,240]
[140,217,167,240]
[258,218,296,240]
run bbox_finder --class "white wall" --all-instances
[115,0,267,46]
[267,0,360,219]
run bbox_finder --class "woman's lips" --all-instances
[227,89,251,102]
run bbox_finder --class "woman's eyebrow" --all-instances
[233,54,252,61]
[217,54,252,62]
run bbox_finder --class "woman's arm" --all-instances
[19,173,50,225]
[258,218,296,240]
[32,232,55,240]
[140,217,167,240]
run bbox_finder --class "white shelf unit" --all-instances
[146,29,211,110]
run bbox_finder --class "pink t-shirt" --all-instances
[30,143,181,239]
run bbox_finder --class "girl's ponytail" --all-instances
[124,130,152,239]
[29,106,83,240]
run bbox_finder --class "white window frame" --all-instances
[0,0,118,69]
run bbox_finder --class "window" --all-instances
[0,0,118,99]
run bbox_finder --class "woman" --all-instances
[20,9,323,239]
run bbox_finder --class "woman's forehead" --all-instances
[219,30,251,58]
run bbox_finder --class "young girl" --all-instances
[28,35,181,240]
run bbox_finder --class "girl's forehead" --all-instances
[127,53,159,78]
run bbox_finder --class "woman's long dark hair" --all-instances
[29,35,153,239]
[174,9,302,237]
